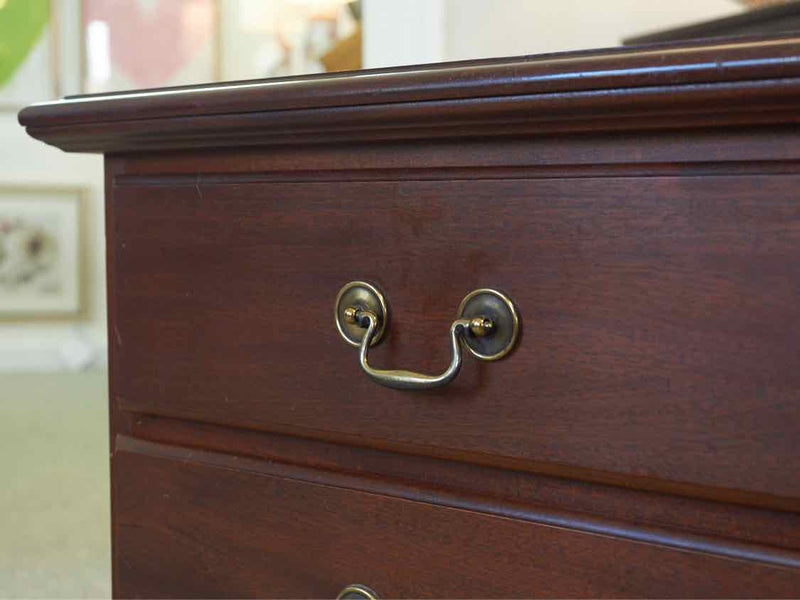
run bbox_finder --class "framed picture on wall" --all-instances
[81,0,221,94]
[219,0,360,82]
[0,0,60,110]
[0,186,85,318]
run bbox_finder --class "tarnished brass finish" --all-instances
[343,306,359,324]
[335,282,520,390]
[457,288,519,361]
[357,310,470,390]
[469,316,495,337]
[337,584,380,600]
[334,281,388,347]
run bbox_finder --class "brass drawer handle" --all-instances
[335,281,519,390]
[337,584,379,600]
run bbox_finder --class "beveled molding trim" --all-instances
[126,415,800,555]
[18,35,800,154]
[116,433,800,570]
[111,160,800,187]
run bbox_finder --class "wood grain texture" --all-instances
[105,159,125,600]
[110,174,800,503]
[108,127,800,180]
[113,438,800,599]
[131,415,800,552]
[18,36,800,152]
[20,80,800,152]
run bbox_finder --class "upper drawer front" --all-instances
[111,175,800,501]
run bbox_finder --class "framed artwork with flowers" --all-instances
[0,186,84,318]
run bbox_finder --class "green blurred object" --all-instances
[0,0,49,87]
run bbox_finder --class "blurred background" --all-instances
[0,0,789,597]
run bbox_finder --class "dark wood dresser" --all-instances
[20,36,800,598]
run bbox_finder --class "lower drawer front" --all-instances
[114,443,800,599]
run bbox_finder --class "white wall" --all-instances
[1,0,106,371]
[363,0,446,68]
[0,118,105,371]
[364,0,744,68]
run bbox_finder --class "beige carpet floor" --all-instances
[0,371,111,599]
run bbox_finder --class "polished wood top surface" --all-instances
[18,35,800,153]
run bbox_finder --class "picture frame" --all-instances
[0,0,61,111]
[80,0,222,94]
[219,0,360,82]
[0,185,86,319]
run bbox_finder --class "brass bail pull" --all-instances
[334,282,519,391]
[350,309,487,390]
